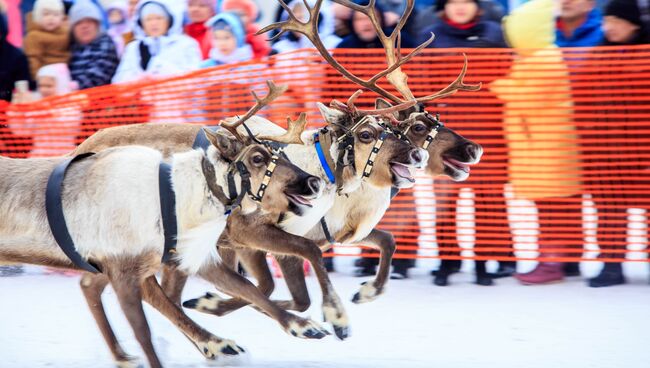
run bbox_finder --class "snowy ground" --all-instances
[1,259,649,368]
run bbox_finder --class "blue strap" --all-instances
[314,133,335,184]
[46,153,101,273]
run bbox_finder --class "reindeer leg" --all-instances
[350,229,395,304]
[191,249,275,317]
[107,269,162,368]
[185,260,329,340]
[140,275,245,360]
[229,224,349,340]
[80,273,139,368]
[273,255,311,312]
[159,264,188,307]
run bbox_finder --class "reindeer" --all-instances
[180,0,483,314]
[0,87,350,367]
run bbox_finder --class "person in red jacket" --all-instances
[185,0,217,60]
[220,0,270,59]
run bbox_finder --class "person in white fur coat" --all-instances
[112,0,201,83]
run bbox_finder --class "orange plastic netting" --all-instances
[1,46,649,263]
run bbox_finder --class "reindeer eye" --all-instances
[413,124,427,133]
[358,131,373,143]
[251,154,266,166]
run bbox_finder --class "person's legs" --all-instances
[589,193,628,287]
[433,181,461,286]
[516,196,582,285]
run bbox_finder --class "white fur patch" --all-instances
[175,219,225,274]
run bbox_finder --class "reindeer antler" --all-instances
[257,112,309,144]
[330,89,416,118]
[220,80,289,141]
[260,0,481,107]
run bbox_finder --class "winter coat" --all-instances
[23,23,70,79]
[69,33,119,90]
[491,0,581,200]
[246,23,271,59]
[185,22,213,60]
[112,0,201,83]
[423,18,507,48]
[555,8,604,47]
[0,14,31,102]
[201,44,253,67]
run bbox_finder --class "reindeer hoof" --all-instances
[183,292,227,315]
[322,303,350,340]
[197,338,244,360]
[351,281,382,304]
[285,317,330,339]
[115,357,142,368]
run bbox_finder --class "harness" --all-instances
[398,112,444,150]
[45,153,180,273]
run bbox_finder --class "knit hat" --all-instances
[220,0,259,23]
[436,0,480,12]
[604,0,643,27]
[188,0,217,7]
[69,0,104,27]
[32,0,65,24]
[205,12,245,47]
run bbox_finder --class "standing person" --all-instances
[68,0,119,90]
[0,7,32,159]
[220,0,270,58]
[422,0,512,286]
[185,0,216,60]
[492,0,583,285]
[105,0,131,56]
[23,0,70,80]
[585,0,650,287]
[556,0,604,47]
[112,0,201,83]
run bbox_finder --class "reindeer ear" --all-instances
[317,102,348,124]
[375,98,400,121]
[205,128,244,161]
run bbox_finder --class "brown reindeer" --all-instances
[0,81,349,367]
[179,0,483,315]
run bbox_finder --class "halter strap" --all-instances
[314,131,336,184]
[361,131,387,179]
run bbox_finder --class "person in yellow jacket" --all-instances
[491,0,583,285]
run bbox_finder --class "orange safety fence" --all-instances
[1,46,650,263]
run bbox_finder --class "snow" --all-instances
[1,260,649,368]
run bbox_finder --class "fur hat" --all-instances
[436,0,480,12]
[32,0,65,24]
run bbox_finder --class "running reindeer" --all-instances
[0,82,354,367]
[182,0,483,315]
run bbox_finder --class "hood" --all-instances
[37,63,73,95]
[205,11,246,47]
[502,0,555,50]
[133,0,186,38]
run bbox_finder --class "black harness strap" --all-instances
[159,162,178,264]
[46,153,101,273]
[320,217,335,244]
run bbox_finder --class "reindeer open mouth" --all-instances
[390,162,416,184]
[285,192,314,208]
[443,156,473,181]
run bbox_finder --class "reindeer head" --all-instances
[260,0,483,183]
[317,97,428,191]
[204,129,323,217]
[375,100,483,182]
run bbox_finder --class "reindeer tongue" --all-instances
[391,163,414,180]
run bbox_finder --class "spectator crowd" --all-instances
[1,0,649,285]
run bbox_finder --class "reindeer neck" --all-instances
[171,148,230,233]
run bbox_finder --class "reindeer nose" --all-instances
[307,176,322,194]
[410,149,423,164]
[465,144,480,162]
